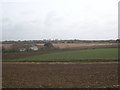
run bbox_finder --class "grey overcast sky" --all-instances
[1,0,119,41]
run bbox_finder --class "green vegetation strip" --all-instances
[17,48,118,60]
[3,48,119,63]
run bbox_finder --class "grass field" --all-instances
[10,48,118,63]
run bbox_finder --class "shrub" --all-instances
[44,42,54,48]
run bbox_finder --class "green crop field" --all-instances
[10,48,118,63]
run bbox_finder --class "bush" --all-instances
[44,42,54,48]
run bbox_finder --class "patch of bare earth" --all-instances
[2,63,119,88]
[37,43,117,48]
[1,44,13,49]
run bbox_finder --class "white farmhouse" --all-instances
[19,48,26,52]
[29,46,38,51]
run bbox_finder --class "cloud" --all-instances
[1,0,119,40]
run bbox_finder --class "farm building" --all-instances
[19,48,26,52]
[29,46,38,51]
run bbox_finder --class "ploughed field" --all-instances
[2,63,119,88]
[37,43,118,49]
[2,47,119,88]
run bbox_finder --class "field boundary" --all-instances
[2,59,120,63]
[2,62,119,64]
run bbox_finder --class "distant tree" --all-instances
[10,43,32,52]
[116,39,120,42]
[44,42,54,48]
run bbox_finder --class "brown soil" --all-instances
[37,43,117,49]
[1,44,13,49]
[2,50,62,60]
[2,63,119,88]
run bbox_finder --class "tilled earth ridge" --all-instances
[2,63,119,88]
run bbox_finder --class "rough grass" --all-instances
[14,48,118,62]
[37,43,117,49]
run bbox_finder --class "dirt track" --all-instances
[2,63,119,88]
